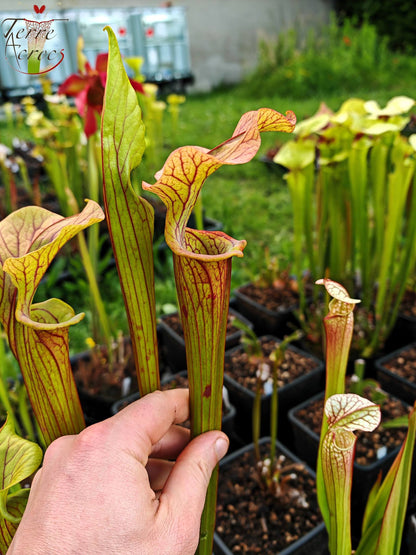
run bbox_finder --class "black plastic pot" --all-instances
[402,513,416,555]
[375,342,416,406]
[214,437,328,555]
[288,391,411,539]
[223,336,325,446]
[383,312,416,354]
[388,288,416,351]
[158,307,254,373]
[233,283,299,337]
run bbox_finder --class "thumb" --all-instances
[159,430,229,521]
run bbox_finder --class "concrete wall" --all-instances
[3,0,334,92]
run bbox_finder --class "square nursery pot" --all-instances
[111,370,237,440]
[223,336,325,447]
[388,289,416,349]
[288,390,412,541]
[233,282,299,338]
[214,437,328,555]
[375,342,416,406]
[402,513,416,555]
[158,307,254,373]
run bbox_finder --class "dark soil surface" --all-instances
[224,337,320,393]
[294,390,411,466]
[216,442,323,553]
[238,283,299,313]
[382,344,416,384]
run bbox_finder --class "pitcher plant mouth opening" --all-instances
[143,107,296,264]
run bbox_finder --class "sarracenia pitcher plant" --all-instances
[316,278,416,554]
[0,201,104,552]
[315,278,361,528]
[101,26,296,554]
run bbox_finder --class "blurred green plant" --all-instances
[349,358,387,405]
[275,95,416,357]
[246,14,416,99]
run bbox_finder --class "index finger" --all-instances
[106,388,190,464]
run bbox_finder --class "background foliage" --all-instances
[335,0,416,53]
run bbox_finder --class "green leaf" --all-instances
[0,201,104,445]
[0,416,42,528]
[381,415,409,429]
[274,139,315,170]
[0,414,41,552]
[102,26,160,395]
[0,489,30,554]
[322,394,380,555]
[294,113,330,137]
[356,403,416,555]
[337,97,367,116]
[364,96,415,117]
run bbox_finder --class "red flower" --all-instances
[58,53,145,137]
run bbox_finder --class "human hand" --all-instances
[8,388,229,555]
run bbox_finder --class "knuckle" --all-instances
[71,421,112,458]
[42,435,71,464]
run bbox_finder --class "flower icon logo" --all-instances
[1,5,67,75]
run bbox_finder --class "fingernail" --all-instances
[215,436,229,462]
